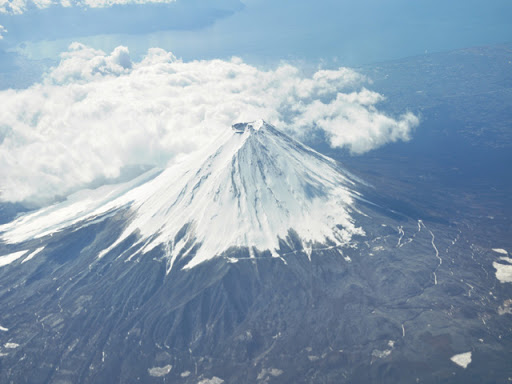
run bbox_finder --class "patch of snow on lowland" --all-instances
[268,368,283,377]
[450,351,472,368]
[498,299,512,315]
[372,349,392,359]
[257,368,283,380]
[492,248,508,255]
[0,250,27,267]
[22,247,45,263]
[148,365,172,377]
[493,262,512,283]
[198,377,224,384]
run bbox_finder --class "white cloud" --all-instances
[48,43,132,83]
[0,44,418,206]
[0,24,7,39]
[0,0,175,14]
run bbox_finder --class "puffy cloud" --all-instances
[0,24,7,39]
[48,43,132,84]
[0,0,175,14]
[0,44,418,206]
[289,89,418,154]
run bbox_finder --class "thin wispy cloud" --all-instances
[0,43,418,206]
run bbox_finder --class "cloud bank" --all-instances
[0,43,418,205]
[0,24,6,39]
[0,0,174,14]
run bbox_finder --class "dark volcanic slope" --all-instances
[0,184,511,383]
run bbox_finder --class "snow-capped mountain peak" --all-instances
[1,121,365,271]
[231,119,265,133]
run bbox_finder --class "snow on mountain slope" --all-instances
[0,121,365,271]
[0,168,162,244]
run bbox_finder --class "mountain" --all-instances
[1,120,364,271]
[0,121,511,383]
